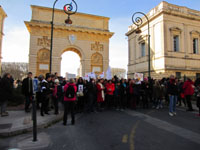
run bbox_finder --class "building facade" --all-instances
[0,6,7,75]
[126,1,200,79]
[25,5,113,77]
[111,68,126,79]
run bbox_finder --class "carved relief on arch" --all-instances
[36,48,50,76]
[91,52,103,65]
[37,48,50,62]
[91,52,103,74]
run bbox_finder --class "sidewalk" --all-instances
[0,109,63,137]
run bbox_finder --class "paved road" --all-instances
[2,107,200,150]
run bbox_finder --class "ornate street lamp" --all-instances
[49,0,78,73]
[132,12,151,78]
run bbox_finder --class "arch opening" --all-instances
[61,51,81,78]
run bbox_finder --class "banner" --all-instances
[84,72,96,81]
[106,66,112,80]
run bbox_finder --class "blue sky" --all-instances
[0,0,200,76]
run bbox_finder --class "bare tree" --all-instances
[1,62,28,80]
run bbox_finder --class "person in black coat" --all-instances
[40,75,52,116]
[76,77,85,113]
[85,78,97,113]
[0,73,13,117]
[22,72,33,112]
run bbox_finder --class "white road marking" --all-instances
[125,110,200,145]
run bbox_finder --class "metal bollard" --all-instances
[32,95,37,142]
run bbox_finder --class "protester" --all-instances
[85,78,97,113]
[0,73,13,117]
[195,82,200,116]
[177,79,186,107]
[52,79,60,115]
[153,80,161,109]
[114,80,121,110]
[63,78,77,125]
[22,72,33,113]
[96,79,105,111]
[167,75,178,116]
[76,77,85,113]
[105,80,115,109]
[40,74,52,116]
[141,78,149,109]
[119,79,127,111]
[129,79,136,109]
[183,78,195,111]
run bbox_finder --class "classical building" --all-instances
[126,1,200,79]
[25,5,113,77]
[0,6,7,75]
[111,68,126,79]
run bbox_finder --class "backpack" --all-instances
[65,85,75,98]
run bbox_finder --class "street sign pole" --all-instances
[32,78,38,142]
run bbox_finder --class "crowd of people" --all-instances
[0,72,200,125]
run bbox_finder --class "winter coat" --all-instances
[22,77,33,96]
[106,83,115,95]
[167,80,178,95]
[140,82,149,96]
[53,85,58,98]
[64,83,77,101]
[0,77,13,102]
[96,83,105,103]
[153,84,161,99]
[133,84,140,96]
[86,82,97,97]
[183,80,195,96]
[114,84,120,96]
[120,83,127,96]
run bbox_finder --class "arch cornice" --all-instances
[25,21,114,38]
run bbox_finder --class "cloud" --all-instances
[2,27,29,62]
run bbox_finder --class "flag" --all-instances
[106,66,112,80]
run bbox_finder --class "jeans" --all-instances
[0,100,7,114]
[169,95,177,113]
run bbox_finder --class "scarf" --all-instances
[98,83,105,101]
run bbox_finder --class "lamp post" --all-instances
[49,0,78,73]
[132,12,151,78]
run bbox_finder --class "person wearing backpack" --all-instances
[63,78,77,125]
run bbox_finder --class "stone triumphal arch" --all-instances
[25,5,113,77]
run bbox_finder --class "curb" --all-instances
[0,113,63,138]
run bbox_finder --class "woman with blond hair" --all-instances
[63,78,77,125]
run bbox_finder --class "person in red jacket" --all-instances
[96,79,105,111]
[105,80,115,109]
[63,78,77,125]
[183,78,194,111]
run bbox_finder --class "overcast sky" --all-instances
[0,0,199,76]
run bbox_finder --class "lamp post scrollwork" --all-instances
[49,0,78,73]
[132,12,151,78]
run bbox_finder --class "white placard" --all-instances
[92,67,100,72]
[39,64,49,70]
[134,73,144,81]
